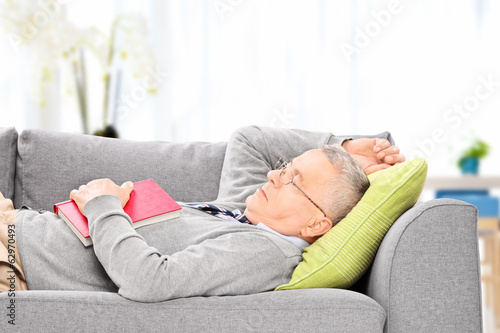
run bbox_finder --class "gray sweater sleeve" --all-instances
[215,126,395,208]
[85,195,297,302]
[215,125,352,207]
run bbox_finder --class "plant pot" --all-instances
[93,125,119,138]
[460,157,479,175]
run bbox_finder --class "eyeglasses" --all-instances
[274,157,327,217]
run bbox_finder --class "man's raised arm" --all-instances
[214,126,401,209]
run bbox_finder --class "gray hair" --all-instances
[320,144,370,226]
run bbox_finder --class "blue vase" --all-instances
[460,157,479,175]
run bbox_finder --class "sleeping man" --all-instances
[0,126,404,302]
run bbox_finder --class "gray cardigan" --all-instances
[18,199,302,302]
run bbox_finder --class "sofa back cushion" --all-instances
[14,129,227,211]
[0,127,18,200]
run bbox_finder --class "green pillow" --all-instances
[275,157,427,290]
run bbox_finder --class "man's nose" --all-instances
[267,170,283,188]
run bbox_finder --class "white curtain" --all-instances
[1,0,499,176]
[144,0,500,176]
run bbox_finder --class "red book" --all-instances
[54,179,182,247]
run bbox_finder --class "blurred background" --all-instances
[1,0,499,177]
[1,0,499,331]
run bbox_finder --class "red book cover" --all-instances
[54,179,182,246]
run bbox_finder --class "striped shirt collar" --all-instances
[208,209,310,250]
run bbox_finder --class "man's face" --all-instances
[244,149,338,237]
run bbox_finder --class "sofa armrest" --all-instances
[0,127,18,200]
[363,198,482,333]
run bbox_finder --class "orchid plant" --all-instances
[0,0,157,136]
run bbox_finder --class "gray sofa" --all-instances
[0,127,482,332]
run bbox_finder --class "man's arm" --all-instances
[214,126,401,209]
[86,196,297,302]
[215,126,350,208]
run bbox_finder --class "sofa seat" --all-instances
[9,289,385,332]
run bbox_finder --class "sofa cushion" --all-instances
[14,129,227,211]
[0,289,386,332]
[276,157,428,290]
[0,127,18,200]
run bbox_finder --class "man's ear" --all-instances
[301,216,333,239]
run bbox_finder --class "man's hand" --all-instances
[70,179,134,214]
[342,138,405,175]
